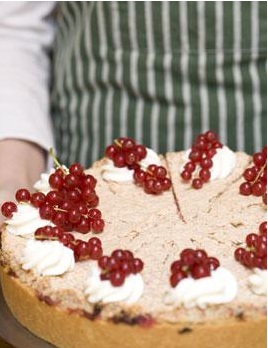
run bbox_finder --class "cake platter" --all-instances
[0,281,54,348]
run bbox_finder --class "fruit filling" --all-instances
[239,146,267,205]
[180,130,223,189]
[170,248,220,287]
[98,249,144,287]
[234,221,267,270]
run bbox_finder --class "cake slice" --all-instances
[165,151,251,224]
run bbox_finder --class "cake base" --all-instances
[0,266,266,348]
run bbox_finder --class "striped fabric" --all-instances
[51,1,267,167]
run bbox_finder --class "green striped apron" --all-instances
[51,1,267,167]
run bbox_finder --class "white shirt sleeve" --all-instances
[0,1,57,151]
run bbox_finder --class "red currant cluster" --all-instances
[180,130,223,189]
[105,137,171,195]
[105,137,147,168]
[234,221,267,270]
[239,147,267,205]
[1,162,105,234]
[133,164,172,195]
[170,248,220,288]
[34,225,103,262]
[98,249,144,287]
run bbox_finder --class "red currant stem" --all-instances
[114,139,122,148]
[49,148,68,175]
[54,207,68,213]
[35,235,59,241]
[246,246,255,252]
[252,160,267,184]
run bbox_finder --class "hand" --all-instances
[0,139,46,225]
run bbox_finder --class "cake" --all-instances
[0,132,267,348]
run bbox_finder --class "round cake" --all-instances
[0,133,267,348]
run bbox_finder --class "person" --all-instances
[0,1,267,223]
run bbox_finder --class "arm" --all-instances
[0,2,56,221]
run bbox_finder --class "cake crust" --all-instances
[1,266,266,348]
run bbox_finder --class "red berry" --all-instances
[122,138,136,152]
[52,211,68,227]
[107,257,121,271]
[253,152,266,167]
[88,208,102,220]
[200,158,213,169]
[243,168,257,182]
[191,264,210,279]
[135,145,147,160]
[194,249,208,264]
[144,178,155,194]
[170,270,187,287]
[192,178,203,189]
[15,189,31,203]
[212,141,223,149]
[39,204,55,220]
[206,148,216,158]
[206,257,220,270]
[110,270,125,287]
[49,173,64,189]
[155,166,167,179]
[134,170,146,184]
[243,251,256,268]
[246,233,259,247]
[121,260,133,275]
[91,218,105,233]
[189,150,202,163]
[124,250,134,260]
[75,240,90,260]
[64,174,80,188]
[88,237,102,247]
[76,217,90,233]
[59,233,75,246]
[68,208,81,224]
[184,161,196,173]
[180,249,195,266]
[75,202,88,214]
[125,151,139,166]
[30,192,46,208]
[132,258,144,274]
[81,174,97,189]
[252,181,266,196]
[98,256,110,269]
[259,221,267,236]
[90,245,103,260]
[205,130,218,143]
[255,241,267,258]
[199,168,211,182]
[81,187,96,202]
[171,260,182,273]
[46,190,63,206]
[239,182,252,195]
[234,247,246,262]
[147,164,158,173]
[105,145,118,160]
[162,178,172,191]
[87,195,99,208]
[181,170,191,181]
[111,249,125,260]
[69,163,84,176]
[114,153,126,168]
[153,180,163,194]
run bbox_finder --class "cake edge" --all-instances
[1,266,266,348]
